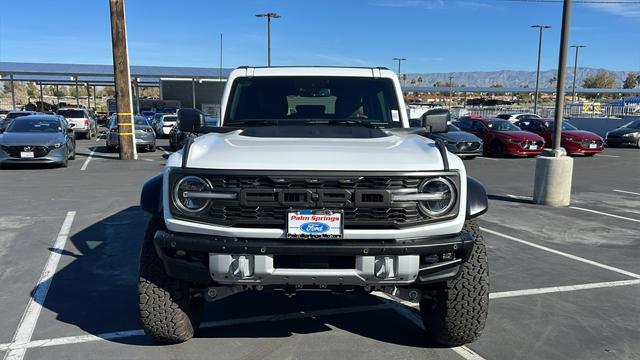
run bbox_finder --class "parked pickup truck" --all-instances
[138,66,490,346]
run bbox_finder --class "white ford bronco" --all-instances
[139,66,489,345]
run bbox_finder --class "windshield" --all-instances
[447,124,461,132]
[162,116,177,122]
[487,120,521,131]
[58,109,85,118]
[622,120,640,129]
[7,112,33,119]
[545,121,578,131]
[225,76,402,128]
[6,119,61,133]
[134,116,149,126]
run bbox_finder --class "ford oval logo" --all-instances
[300,222,330,234]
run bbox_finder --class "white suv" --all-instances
[138,66,490,346]
[57,108,97,139]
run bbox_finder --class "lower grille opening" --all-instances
[274,255,356,269]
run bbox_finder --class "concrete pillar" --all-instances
[533,153,574,206]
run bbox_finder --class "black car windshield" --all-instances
[6,112,34,119]
[58,109,85,118]
[622,120,640,129]
[6,119,61,133]
[447,124,461,131]
[225,76,402,128]
[487,120,520,131]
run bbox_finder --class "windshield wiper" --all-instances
[303,119,378,128]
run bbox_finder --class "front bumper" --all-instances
[0,147,66,164]
[606,138,637,147]
[153,229,473,286]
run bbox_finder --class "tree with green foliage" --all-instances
[623,73,638,89]
[583,71,617,89]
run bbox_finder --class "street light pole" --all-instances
[570,45,585,104]
[256,13,281,66]
[531,24,551,115]
[392,57,406,83]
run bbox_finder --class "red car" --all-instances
[515,118,604,156]
[458,117,545,156]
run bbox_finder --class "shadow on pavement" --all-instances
[36,206,438,349]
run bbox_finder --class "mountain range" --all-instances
[404,68,638,88]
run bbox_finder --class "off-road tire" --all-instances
[419,220,489,346]
[138,217,204,344]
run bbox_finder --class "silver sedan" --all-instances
[105,115,156,152]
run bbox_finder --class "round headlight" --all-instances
[173,176,212,213]
[418,177,456,217]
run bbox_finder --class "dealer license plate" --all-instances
[589,143,597,149]
[20,151,34,158]
[529,144,538,150]
[287,209,343,239]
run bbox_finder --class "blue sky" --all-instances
[1,0,639,73]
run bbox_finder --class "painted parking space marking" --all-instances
[477,157,499,161]
[375,293,486,360]
[0,303,392,352]
[489,279,640,299]
[481,227,640,279]
[594,154,620,158]
[3,211,76,360]
[569,206,640,224]
[80,150,95,171]
[613,189,640,196]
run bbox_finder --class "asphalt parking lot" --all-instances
[0,133,638,360]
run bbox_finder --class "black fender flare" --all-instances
[466,176,488,219]
[140,173,163,216]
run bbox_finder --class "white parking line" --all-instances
[0,303,392,352]
[490,279,640,299]
[613,189,640,196]
[569,206,640,224]
[594,154,620,158]
[80,150,95,171]
[375,293,486,360]
[160,147,170,155]
[506,194,533,200]
[3,211,76,360]
[481,227,640,279]
[477,157,499,161]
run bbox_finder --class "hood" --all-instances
[608,127,640,136]
[494,130,544,141]
[181,130,455,171]
[431,131,482,143]
[562,130,602,140]
[0,132,64,146]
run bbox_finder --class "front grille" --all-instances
[456,141,481,152]
[4,145,50,158]
[520,141,543,150]
[169,171,460,229]
[581,140,603,148]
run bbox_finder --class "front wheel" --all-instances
[138,217,204,344]
[419,220,489,346]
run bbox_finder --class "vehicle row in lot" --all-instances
[0,115,76,167]
[105,115,156,152]
[605,119,640,148]
[453,115,605,157]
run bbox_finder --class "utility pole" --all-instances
[533,0,573,207]
[393,57,406,83]
[109,0,136,160]
[531,24,551,115]
[570,45,585,104]
[256,13,280,66]
[448,75,454,107]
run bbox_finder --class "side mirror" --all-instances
[421,108,449,133]
[177,108,205,132]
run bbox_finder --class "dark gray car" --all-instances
[606,120,640,148]
[0,115,76,167]
[428,123,484,159]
